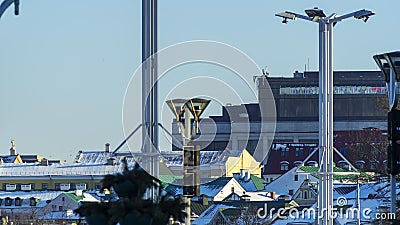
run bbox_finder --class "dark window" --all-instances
[281,148,290,157]
[30,183,35,190]
[2,184,6,190]
[55,183,61,190]
[62,197,65,202]
[30,198,37,206]
[231,187,235,193]
[289,189,294,195]
[280,163,289,171]
[294,175,298,181]
[304,191,308,199]
[295,148,304,156]
[70,183,76,190]
[59,206,63,212]
[95,183,101,190]
[5,198,12,206]
[16,184,21,191]
[42,183,48,190]
[15,198,22,206]
[340,147,349,156]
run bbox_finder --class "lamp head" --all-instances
[165,99,187,122]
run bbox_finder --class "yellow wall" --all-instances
[225,149,262,177]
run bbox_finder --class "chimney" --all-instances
[10,140,16,156]
[200,195,208,206]
[244,171,251,182]
[270,192,276,199]
[41,158,49,166]
[240,169,246,179]
[105,143,110,153]
[75,190,83,197]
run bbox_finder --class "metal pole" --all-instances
[318,20,334,225]
[391,168,396,214]
[142,0,158,199]
[184,107,191,225]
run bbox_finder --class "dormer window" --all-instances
[280,161,289,171]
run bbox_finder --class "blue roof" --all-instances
[164,177,232,197]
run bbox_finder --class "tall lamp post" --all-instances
[373,51,400,215]
[276,8,374,225]
[166,98,210,225]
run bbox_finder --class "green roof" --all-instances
[299,166,369,180]
[159,175,182,188]
[64,193,84,203]
[250,175,266,191]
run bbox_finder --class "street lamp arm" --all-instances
[331,9,375,23]
[0,0,13,19]
[285,11,312,21]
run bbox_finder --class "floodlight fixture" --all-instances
[374,51,400,82]
[166,99,187,122]
[185,98,211,122]
[353,9,375,22]
[374,54,391,82]
[305,7,326,18]
[275,12,296,21]
[386,52,400,82]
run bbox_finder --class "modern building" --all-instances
[169,70,388,180]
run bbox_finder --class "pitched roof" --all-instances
[170,177,234,197]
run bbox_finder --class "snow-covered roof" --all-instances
[265,167,318,197]
[192,204,236,225]
[0,162,126,177]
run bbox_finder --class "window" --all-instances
[70,183,76,190]
[294,175,298,181]
[95,183,101,190]
[52,205,57,212]
[42,183,48,190]
[59,206,63,212]
[5,198,12,206]
[289,189,294,195]
[55,183,61,190]
[62,197,65,202]
[295,148,304,156]
[15,198,22,206]
[30,183,35,190]
[340,147,349,156]
[280,162,289,171]
[281,148,290,157]
[304,191,308,199]
[231,187,235,193]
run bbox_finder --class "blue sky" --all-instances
[0,1,399,161]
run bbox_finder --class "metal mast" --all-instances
[142,0,158,196]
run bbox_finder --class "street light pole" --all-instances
[166,98,210,225]
[276,8,374,225]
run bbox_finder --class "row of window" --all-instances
[0,197,37,207]
[2,182,102,191]
[280,147,316,157]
